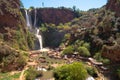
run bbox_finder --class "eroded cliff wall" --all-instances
[106,0,120,16]
[0,0,34,50]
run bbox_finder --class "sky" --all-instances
[21,0,107,11]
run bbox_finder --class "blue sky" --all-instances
[21,0,107,11]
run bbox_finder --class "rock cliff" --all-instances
[0,0,34,50]
[102,44,120,62]
[29,8,76,26]
[0,0,21,32]
[0,0,33,71]
[101,0,120,62]
[106,0,120,16]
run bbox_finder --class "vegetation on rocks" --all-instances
[25,67,42,80]
[0,0,35,51]
[0,43,28,72]
[54,62,88,80]
[0,0,35,74]
[117,68,120,79]
[0,0,120,80]
[86,66,97,77]
[77,47,90,57]
[62,46,74,55]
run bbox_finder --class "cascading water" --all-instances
[34,9,43,50]
[25,9,43,50]
[35,28,43,50]
[34,9,37,27]
[25,10,31,29]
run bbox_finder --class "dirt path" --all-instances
[19,67,28,80]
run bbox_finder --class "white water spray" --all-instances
[35,28,43,50]
[25,10,31,29]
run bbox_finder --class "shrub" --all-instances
[54,62,88,80]
[40,24,48,32]
[3,26,34,51]
[82,42,90,50]
[26,67,42,80]
[93,52,102,61]
[117,68,120,79]
[0,33,3,41]
[94,52,110,65]
[62,33,71,44]
[78,47,91,57]
[86,67,98,77]
[27,31,35,49]
[74,40,84,47]
[63,33,71,41]
[62,46,74,55]
[47,65,54,70]
[29,6,35,10]
[16,55,26,68]
[101,58,110,65]
[0,43,28,72]
[2,54,15,67]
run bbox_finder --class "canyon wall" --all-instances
[106,0,120,16]
[0,0,21,32]
[28,8,76,26]
[102,44,120,62]
[101,0,120,62]
[0,0,34,50]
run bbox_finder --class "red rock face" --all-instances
[0,0,25,33]
[31,8,75,25]
[102,44,120,62]
[0,0,29,50]
[106,0,120,17]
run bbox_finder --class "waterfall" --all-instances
[36,28,43,50]
[25,10,31,29]
[34,8,37,27]
[25,9,43,50]
[34,9,43,50]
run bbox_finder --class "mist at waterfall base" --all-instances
[25,9,43,50]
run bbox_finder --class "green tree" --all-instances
[72,6,76,12]
[29,6,35,10]
[62,46,74,55]
[54,62,88,80]
[82,42,90,50]
[20,0,24,8]
[78,47,91,57]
